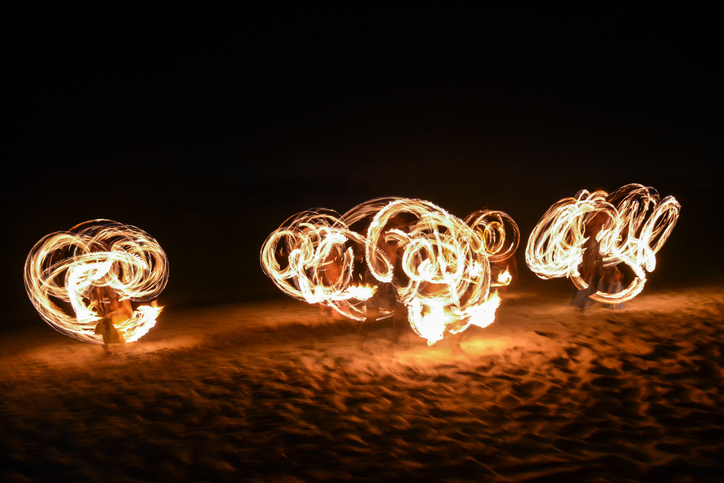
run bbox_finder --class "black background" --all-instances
[3,5,722,329]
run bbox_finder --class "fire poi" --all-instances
[525,183,680,304]
[24,220,169,344]
[260,197,519,345]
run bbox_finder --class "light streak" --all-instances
[261,198,519,344]
[493,268,512,287]
[24,220,169,344]
[260,209,374,321]
[525,183,680,304]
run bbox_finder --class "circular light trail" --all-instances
[25,220,169,344]
[526,183,680,304]
[261,198,519,344]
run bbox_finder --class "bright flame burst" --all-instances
[24,220,169,344]
[261,197,519,344]
[526,183,680,304]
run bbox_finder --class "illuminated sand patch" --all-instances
[24,219,169,344]
[1,286,723,481]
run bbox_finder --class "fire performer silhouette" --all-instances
[527,183,680,306]
[92,285,131,353]
[24,220,169,345]
[261,198,520,346]
[571,211,606,312]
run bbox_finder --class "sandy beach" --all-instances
[4,4,722,482]
[1,283,723,482]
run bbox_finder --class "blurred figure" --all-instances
[318,251,347,320]
[92,286,131,353]
[361,215,412,346]
[571,212,606,312]
[362,244,409,345]
[599,264,625,310]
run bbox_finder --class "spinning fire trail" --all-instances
[24,220,169,344]
[525,183,680,304]
[261,197,519,344]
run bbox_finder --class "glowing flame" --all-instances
[493,268,512,287]
[343,284,378,301]
[24,220,169,344]
[261,197,519,343]
[525,183,680,303]
[465,290,501,331]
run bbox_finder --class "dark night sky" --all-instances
[3,5,722,327]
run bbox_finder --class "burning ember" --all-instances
[24,220,169,344]
[261,197,519,344]
[525,183,680,304]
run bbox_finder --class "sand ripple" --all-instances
[1,286,723,481]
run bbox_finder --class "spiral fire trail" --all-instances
[260,209,374,321]
[24,220,169,344]
[261,198,519,344]
[526,183,680,304]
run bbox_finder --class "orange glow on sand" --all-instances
[24,220,169,344]
[261,197,519,344]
